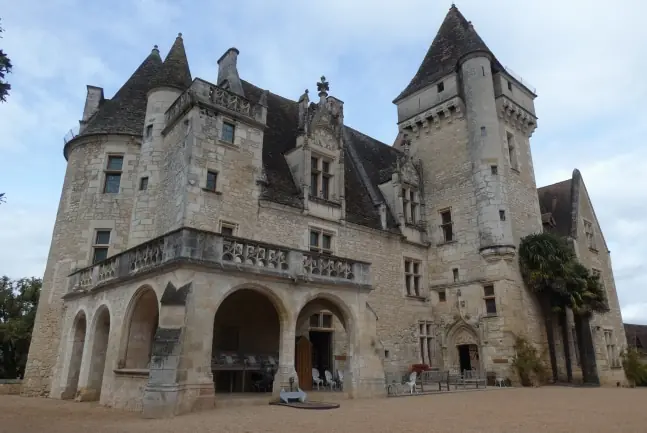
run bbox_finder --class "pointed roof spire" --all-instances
[393,5,502,103]
[153,32,192,90]
[78,49,163,137]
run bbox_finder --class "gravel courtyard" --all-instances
[1,387,645,433]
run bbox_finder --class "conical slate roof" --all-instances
[154,33,192,90]
[81,48,163,136]
[393,5,503,103]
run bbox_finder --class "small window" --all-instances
[145,124,153,138]
[499,210,506,221]
[584,220,597,250]
[321,313,333,329]
[481,66,485,76]
[418,321,434,365]
[507,80,513,91]
[480,126,486,136]
[309,314,319,328]
[310,155,333,200]
[491,165,498,175]
[206,171,218,192]
[139,177,149,191]
[384,350,390,358]
[404,258,422,297]
[309,228,333,254]
[438,290,446,302]
[440,209,453,242]
[221,121,235,143]
[92,229,111,264]
[220,221,237,236]
[104,155,124,194]
[402,186,419,224]
[506,132,519,171]
[452,268,459,282]
[483,284,497,315]
[437,82,444,92]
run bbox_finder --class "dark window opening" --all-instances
[221,121,235,143]
[499,210,506,221]
[438,290,446,302]
[437,82,444,92]
[206,171,218,192]
[139,177,149,191]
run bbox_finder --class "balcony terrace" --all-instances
[66,227,372,296]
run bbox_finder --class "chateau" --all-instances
[22,5,626,417]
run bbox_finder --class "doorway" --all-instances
[310,330,333,374]
[457,344,472,373]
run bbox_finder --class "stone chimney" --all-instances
[79,85,104,132]
[217,47,244,97]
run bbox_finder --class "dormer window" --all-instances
[310,155,332,200]
[402,186,419,224]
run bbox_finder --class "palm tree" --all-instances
[519,232,575,383]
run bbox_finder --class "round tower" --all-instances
[23,48,163,397]
[459,50,515,257]
[128,33,193,247]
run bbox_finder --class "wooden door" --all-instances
[295,336,313,391]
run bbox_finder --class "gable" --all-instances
[573,170,610,253]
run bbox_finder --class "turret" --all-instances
[128,33,192,247]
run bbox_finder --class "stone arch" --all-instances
[211,283,287,393]
[446,319,481,373]
[85,304,111,401]
[119,285,159,369]
[62,310,87,399]
[294,292,356,391]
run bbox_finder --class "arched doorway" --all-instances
[295,295,351,391]
[447,323,481,374]
[86,306,110,401]
[63,311,87,399]
[211,288,281,394]
[120,287,159,369]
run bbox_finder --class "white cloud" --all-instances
[0,0,645,326]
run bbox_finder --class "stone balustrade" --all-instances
[67,228,372,293]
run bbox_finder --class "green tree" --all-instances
[0,18,12,102]
[0,277,41,379]
[620,347,647,387]
[519,232,575,383]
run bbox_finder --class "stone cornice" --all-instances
[397,96,465,137]
[496,96,538,137]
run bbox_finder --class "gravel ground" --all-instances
[1,387,646,433]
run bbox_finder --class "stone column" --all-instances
[272,313,298,398]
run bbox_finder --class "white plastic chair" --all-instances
[337,369,344,391]
[312,368,323,390]
[495,377,506,387]
[324,369,337,391]
[406,371,418,394]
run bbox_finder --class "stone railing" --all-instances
[68,228,372,292]
[165,90,196,125]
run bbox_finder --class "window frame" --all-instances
[92,229,111,264]
[309,312,334,330]
[483,284,497,316]
[583,219,597,251]
[506,131,519,171]
[309,227,333,255]
[139,176,149,191]
[219,220,238,237]
[401,185,420,224]
[103,154,124,194]
[418,321,434,366]
[310,154,333,200]
[221,120,236,144]
[206,170,219,192]
[439,208,454,243]
[404,258,422,297]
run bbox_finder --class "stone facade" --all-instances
[22,6,627,417]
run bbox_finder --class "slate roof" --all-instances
[241,80,402,231]
[393,5,504,103]
[154,33,192,90]
[537,178,574,238]
[624,323,647,351]
[80,49,163,136]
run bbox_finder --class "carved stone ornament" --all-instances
[454,329,477,346]
[317,75,330,96]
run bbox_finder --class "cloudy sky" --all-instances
[0,0,645,322]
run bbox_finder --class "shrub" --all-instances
[621,347,647,387]
[511,335,547,386]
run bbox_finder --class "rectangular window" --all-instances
[221,121,235,143]
[440,209,453,242]
[402,186,419,224]
[483,284,497,315]
[418,321,434,365]
[491,165,498,175]
[499,210,506,221]
[604,330,617,367]
[309,228,333,254]
[404,259,421,297]
[219,221,237,237]
[584,220,596,250]
[438,290,446,302]
[139,177,149,191]
[310,155,333,200]
[103,155,123,194]
[437,82,444,92]
[145,124,153,138]
[507,80,513,91]
[480,126,486,136]
[506,132,519,171]
[309,312,333,329]
[92,229,111,263]
[206,171,218,192]
[452,268,459,282]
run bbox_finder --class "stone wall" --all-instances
[0,380,22,395]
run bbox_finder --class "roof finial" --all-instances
[152,44,160,55]
[178,32,183,38]
[451,3,456,9]
[317,75,329,101]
